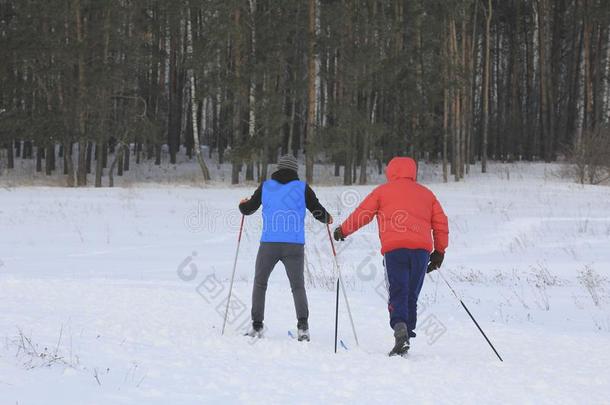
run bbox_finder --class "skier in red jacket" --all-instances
[334,157,449,357]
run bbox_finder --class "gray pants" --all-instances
[251,242,308,324]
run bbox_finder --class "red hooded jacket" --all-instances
[340,157,449,255]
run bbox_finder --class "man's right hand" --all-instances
[240,198,249,204]
[333,227,345,241]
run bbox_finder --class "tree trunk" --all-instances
[343,150,352,186]
[450,18,461,182]
[443,86,449,183]
[102,142,108,168]
[482,0,492,172]
[136,141,142,165]
[45,144,55,175]
[74,0,87,186]
[288,94,297,155]
[155,144,161,165]
[260,131,269,182]
[359,91,376,185]
[186,3,211,182]
[305,0,318,184]
[564,21,583,147]
[467,1,478,170]
[86,142,92,174]
[95,142,103,187]
[460,16,467,177]
[23,141,32,159]
[64,143,75,187]
[118,149,124,176]
[524,13,536,159]
[537,0,552,161]
[168,19,180,165]
[109,143,125,188]
[245,0,257,182]
[231,7,243,185]
[7,141,15,169]
[442,21,449,183]
[123,144,130,172]
[583,9,593,131]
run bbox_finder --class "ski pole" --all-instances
[334,278,340,353]
[437,269,503,362]
[326,224,359,349]
[221,214,245,335]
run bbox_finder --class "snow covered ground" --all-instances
[1,163,609,404]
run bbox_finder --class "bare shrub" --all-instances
[568,127,610,185]
[526,263,562,311]
[451,267,486,284]
[528,263,562,287]
[12,327,77,370]
[577,265,607,307]
[304,247,336,291]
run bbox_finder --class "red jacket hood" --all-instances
[386,157,417,181]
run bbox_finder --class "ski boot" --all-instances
[245,321,264,339]
[297,318,310,342]
[388,322,410,357]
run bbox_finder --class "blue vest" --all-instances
[261,179,306,244]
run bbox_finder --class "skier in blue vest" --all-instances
[239,155,333,341]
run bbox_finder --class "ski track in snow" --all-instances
[1,163,609,404]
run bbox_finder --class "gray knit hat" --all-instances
[277,154,299,172]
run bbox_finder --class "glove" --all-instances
[333,227,345,242]
[427,251,444,273]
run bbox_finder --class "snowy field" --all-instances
[1,163,609,404]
